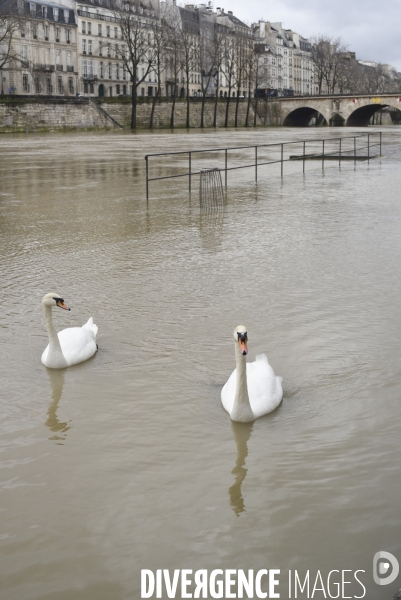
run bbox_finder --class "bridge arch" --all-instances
[283,107,328,127]
[347,103,401,126]
[347,104,389,126]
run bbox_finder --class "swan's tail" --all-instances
[83,316,98,339]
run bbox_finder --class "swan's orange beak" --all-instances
[56,300,70,311]
[239,339,248,356]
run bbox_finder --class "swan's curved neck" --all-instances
[43,305,67,368]
[231,343,254,422]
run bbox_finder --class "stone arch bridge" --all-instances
[268,94,401,127]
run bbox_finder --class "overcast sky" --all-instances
[217,0,401,71]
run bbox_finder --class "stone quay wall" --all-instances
[0,96,261,133]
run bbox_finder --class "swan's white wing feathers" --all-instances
[221,354,283,419]
[246,354,283,418]
[82,316,98,338]
[221,369,237,414]
[57,325,97,366]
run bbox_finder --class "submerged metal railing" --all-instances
[144,132,382,200]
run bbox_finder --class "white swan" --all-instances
[41,293,98,369]
[221,326,283,422]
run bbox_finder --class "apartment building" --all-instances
[253,20,314,95]
[2,0,77,96]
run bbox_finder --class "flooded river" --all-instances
[1,127,401,600]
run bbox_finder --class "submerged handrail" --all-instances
[144,132,382,199]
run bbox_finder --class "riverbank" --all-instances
[0,95,262,133]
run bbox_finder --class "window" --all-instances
[30,2,36,14]
[82,39,86,54]
[46,76,51,93]
[107,45,110,58]
[66,29,70,43]
[68,77,73,93]
[44,24,49,40]
[42,5,47,18]
[88,40,92,55]
[108,62,111,79]
[20,23,25,37]
[33,23,37,38]
[84,81,88,93]
[23,74,29,92]
[45,48,49,63]
[106,26,110,37]
[100,61,104,78]
[116,84,120,94]
[90,82,94,93]
[53,7,58,20]
[116,63,119,79]
[114,27,117,38]
[56,49,61,64]
[67,51,71,66]
[88,22,91,34]
[21,45,27,59]
[82,22,86,34]
[98,24,102,36]
[34,76,40,92]
[64,10,69,23]
[99,44,102,57]
[57,76,62,93]
[109,86,113,96]
[123,84,126,94]
[55,27,60,41]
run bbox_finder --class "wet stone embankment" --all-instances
[0,95,260,133]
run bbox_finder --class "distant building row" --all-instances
[1,0,399,98]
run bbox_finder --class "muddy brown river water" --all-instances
[0,127,401,600]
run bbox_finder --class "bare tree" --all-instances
[234,34,248,127]
[212,26,226,128]
[106,0,157,130]
[161,4,182,128]
[198,13,216,128]
[243,38,258,127]
[222,33,236,127]
[149,19,166,128]
[177,11,198,128]
[0,0,21,89]
[310,35,347,94]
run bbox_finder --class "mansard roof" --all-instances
[22,0,76,23]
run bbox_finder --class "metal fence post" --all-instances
[225,149,227,186]
[281,144,283,177]
[145,155,149,200]
[189,152,192,192]
[255,146,258,182]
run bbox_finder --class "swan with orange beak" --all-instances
[41,293,98,369]
[221,326,283,422]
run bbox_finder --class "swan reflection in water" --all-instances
[229,421,253,516]
[45,368,71,443]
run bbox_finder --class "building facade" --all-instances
[2,0,77,96]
